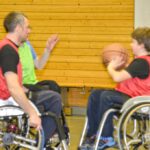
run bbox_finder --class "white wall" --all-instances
[135,0,150,28]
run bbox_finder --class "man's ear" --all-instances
[15,24,22,33]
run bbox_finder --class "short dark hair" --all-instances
[131,27,150,52]
[3,11,27,32]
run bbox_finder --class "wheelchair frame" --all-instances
[0,104,44,150]
[0,100,69,150]
[118,96,150,150]
[78,96,150,150]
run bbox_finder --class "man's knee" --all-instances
[49,91,62,102]
[31,90,62,113]
[45,91,62,115]
[100,91,115,106]
[88,89,102,103]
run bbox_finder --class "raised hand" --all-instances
[45,34,59,53]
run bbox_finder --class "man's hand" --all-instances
[108,56,125,70]
[45,34,59,52]
[29,112,41,130]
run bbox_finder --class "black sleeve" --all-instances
[0,45,19,74]
[125,58,150,79]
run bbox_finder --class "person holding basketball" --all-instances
[80,27,150,149]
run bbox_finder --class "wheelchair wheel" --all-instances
[0,105,44,150]
[118,102,150,150]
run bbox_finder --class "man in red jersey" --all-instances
[0,12,62,149]
[0,11,41,130]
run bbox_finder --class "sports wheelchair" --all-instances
[0,98,69,150]
[78,96,150,150]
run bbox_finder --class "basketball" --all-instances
[102,43,129,70]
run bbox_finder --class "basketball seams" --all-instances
[102,50,128,60]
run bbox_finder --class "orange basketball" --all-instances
[102,43,129,70]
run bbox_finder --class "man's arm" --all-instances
[107,57,149,82]
[107,64,131,82]
[4,71,41,130]
[34,34,59,69]
[107,57,132,82]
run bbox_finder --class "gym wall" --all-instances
[0,0,134,107]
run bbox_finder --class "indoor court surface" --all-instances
[67,116,117,150]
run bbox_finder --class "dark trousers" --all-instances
[86,89,130,137]
[31,90,62,143]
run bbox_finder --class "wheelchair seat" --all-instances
[0,105,24,117]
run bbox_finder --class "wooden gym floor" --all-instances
[67,116,117,150]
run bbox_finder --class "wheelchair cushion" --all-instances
[0,106,24,117]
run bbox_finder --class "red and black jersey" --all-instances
[116,55,150,97]
[0,38,22,100]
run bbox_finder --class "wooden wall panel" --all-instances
[0,0,134,89]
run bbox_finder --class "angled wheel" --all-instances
[118,103,150,150]
[0,105,44,150]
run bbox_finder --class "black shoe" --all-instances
[44,146,54,150]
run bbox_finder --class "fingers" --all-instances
[29,115,41,130]
[29,122,41,130]
[110,56,124,65]
[45,34,59,52]
[47,34,58,45]
[36,124,42,130]
[108,56,125,70]
[48,34,59,43]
